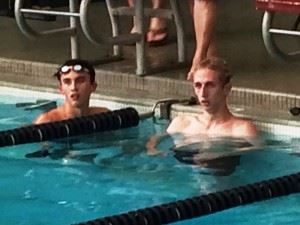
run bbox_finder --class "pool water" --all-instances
[0,89,300,225]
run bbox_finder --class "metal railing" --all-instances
[14,0,186,75]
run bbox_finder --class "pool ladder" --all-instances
[14,0,186,75]
[139,97,197,120]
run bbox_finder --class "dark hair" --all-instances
[54,59,96,83]
[195,57,232,85]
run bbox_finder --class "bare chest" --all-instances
[182,117,235,136]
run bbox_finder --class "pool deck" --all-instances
[1,0,300,133]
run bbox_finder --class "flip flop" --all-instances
[147,28,168,47]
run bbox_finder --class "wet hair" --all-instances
[53,59,96,83]
[194,57,232,85]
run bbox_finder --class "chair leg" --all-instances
[105,0,122,57]
[134,0,146,75]
[170,0,186,63]
[69,0,80,59]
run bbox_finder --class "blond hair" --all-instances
[194,57,232,85]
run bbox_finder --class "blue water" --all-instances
[0,92,300,225]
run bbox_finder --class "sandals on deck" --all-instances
[147,27,168,47]
[125,27,168,47]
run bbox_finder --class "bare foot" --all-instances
[130,26,137,34]
[147,17,168,45]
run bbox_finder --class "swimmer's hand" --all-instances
[146,147,167,156]
[146,134,168,157]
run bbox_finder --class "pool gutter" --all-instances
[1,57,300,136]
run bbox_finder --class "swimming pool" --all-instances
[0,87,300,225]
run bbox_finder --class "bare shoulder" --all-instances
[233,118,258,138]
[89,107,110,114]
[167,114,194,134]
[33,108,61,124]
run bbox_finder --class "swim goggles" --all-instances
[59,64,89,74]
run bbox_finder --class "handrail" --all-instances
[20,8,80,17]
[261,11,300,61]
[14,0,80,58]
[14,0,78,39]
[80,0,143,46]
[14,0,39,39]
[14,0,185,75]
[170,0,186,63]
[79,0,108,45]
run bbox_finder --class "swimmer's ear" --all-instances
[91,82,97,91]
[58,84,64,94]
[223,83,232,96]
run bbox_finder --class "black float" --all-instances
[75,172,300,225]
[0,107,140,147]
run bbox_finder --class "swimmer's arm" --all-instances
[243,121,258,138]
[146,116,185,156]
[146,116,186,156]
[90,107,110,114]
[166,115,187,134]
[146,116,182,155]
[237,121,265,148]
[244,127,265,149]
[146,132,169,156]
[33,113,50,124]
[33,107,63,124]
[33,108,59,124]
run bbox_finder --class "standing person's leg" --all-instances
[128,0,168,45]
[147,0,168,45]
[188,0,218,80]
[127,0,137,33]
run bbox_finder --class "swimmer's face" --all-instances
[59,70,97,108]
[193,68,231,112]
